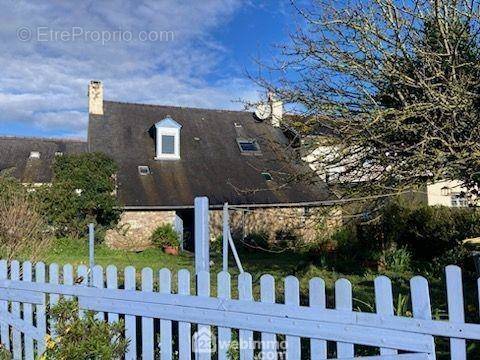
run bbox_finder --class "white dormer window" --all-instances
[29,151,40,159]
[155,117,181,160]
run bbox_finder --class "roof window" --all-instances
[237,139,261,155]
[138,166,151,176]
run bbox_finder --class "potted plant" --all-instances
[151,225,180,255]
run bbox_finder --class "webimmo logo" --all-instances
[192,326,216,354]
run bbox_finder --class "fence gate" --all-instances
[0,261,479,359]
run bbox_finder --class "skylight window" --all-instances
[240,141,258,151]
[237,139,261,155]
[138,166,151,176]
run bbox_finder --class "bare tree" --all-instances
[256,0,480,200]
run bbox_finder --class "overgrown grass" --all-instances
[22,238,480,358]
[39,239,463,309]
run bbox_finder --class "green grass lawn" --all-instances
[31,238,480,358]
[40,239,423,304]
[42,238,378,299]
[40,238,479,314]
[44,238,195,272]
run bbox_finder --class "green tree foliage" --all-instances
[39,153,120,238]
[42,299,128,360]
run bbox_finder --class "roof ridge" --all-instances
[0,135,87,143]
[104,100,250,114]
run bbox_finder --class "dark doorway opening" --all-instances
[176,209,195,251]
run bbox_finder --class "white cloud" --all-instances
[0,0,260,138]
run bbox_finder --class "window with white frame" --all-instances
[155,117,181,160]
[29,151,40,159]
[451,193,468,207]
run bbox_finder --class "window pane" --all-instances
[239,141,258,152]
[162,135,175,154]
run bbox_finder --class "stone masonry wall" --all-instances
[209,206,342,244]
[105,211,176,251]
[105,207,341,251]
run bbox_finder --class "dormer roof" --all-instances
[155,117,182,129]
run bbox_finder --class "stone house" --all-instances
[87,81,338,250]
[0,81,338,251]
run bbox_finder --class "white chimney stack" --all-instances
[268,92,283,128]
[88,80,103,115]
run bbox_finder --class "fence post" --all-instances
[195,197,210,275]
[222,203,229,272]
[88,223,95,285]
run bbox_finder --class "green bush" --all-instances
[38,153,120,238]
[382,246,412,273]
[151,224,179,248]
[359,202,480,262]
[42,299,128,360]
[430,245,472,273]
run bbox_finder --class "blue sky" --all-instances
[0,1,298,139]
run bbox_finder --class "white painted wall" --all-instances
[426,180,470,207]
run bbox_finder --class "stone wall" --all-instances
[105,206,341,251]
[105,210,176,251]
[209,206,342,244]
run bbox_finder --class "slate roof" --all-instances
[88,101,335,209]
[0,137,87,183]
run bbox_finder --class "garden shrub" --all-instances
[38,153,120,238]
[151,224,179,248]
[358,201,480,263]
[430,245,472,273]
[42,299,128,360]
[382,246,412,273]
[0,175,51,261]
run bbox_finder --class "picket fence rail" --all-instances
[0,260,479,360]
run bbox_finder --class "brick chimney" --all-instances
[88,80,103,115]
[268,92,283,128]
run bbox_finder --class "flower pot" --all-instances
[163,245,179,256]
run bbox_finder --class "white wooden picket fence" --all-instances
[0,260,479,360]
